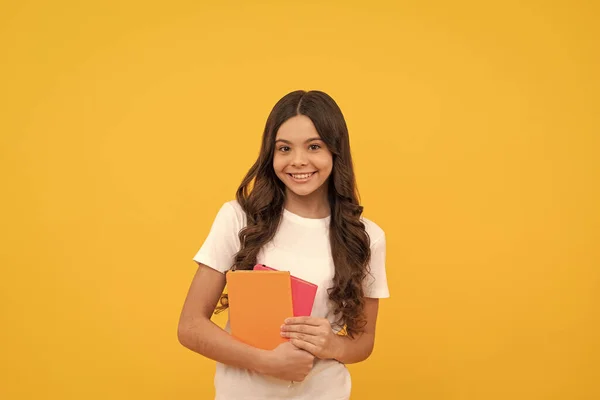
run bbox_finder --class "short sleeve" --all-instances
[192,201,244,273]
[363,233,390,298]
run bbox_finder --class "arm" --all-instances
[281,297,380,364]
[331,297,379,364]
[177,263,271,374]
[178,263,315,381]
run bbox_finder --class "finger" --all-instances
[290,338,319,354]
[284,317,323,326]
[281,330,323,345]
[281,324,320,336]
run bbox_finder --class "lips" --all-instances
[287,171,317,182]
[289,172,315,178]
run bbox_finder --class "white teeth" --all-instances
[291,172,314,179]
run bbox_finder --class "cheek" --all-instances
[272,155,286,172]
[315,154,333,173]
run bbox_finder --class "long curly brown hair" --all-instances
[216,90,371,338]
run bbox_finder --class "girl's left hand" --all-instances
[280,317,341,360]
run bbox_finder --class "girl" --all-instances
[178,90,389,400]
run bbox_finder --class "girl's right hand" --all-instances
[262,341,315,382]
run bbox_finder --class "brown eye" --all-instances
[278,146,290,152]
[309,144,321,150]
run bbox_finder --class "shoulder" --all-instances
[214,200,246,228]
[223,199,244,217]
[361,215,385,247]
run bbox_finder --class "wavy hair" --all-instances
[216,90,371,338]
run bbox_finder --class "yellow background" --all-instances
[1,1,598,399]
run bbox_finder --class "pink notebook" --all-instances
[253,264,318,317]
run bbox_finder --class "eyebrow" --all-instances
[275,137,323,144]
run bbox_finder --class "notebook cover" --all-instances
[225,270,293,350]
[253,264,318,317]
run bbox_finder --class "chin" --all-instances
[286,181,328,198]
[287,187,317,197]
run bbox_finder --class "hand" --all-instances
[261,341,315,382]
[280,317,341,360]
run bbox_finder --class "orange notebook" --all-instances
[225,270,293,350]
[253,264,318,317]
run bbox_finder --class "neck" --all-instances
[284,186,330,219]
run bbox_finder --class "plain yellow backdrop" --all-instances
[1,1,598,399]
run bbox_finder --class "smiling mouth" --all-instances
[287,172,316,180]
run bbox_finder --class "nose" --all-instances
[291,149,308,167]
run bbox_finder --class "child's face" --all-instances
[273,115,333,198]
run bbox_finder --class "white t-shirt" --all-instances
[193,200,389,400]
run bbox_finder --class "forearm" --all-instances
[332,332,375,364]
[178,317,271,374]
